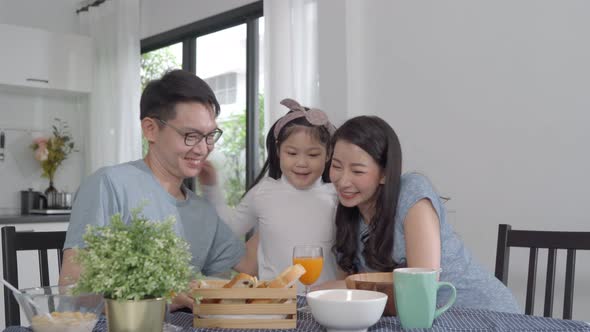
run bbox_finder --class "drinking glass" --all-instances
[292,245,323,313]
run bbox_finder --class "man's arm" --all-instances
[59,248,82,286]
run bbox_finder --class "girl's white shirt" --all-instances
[201,176,339,289]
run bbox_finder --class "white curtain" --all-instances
[78,0,142,174]
[264,0,320,124]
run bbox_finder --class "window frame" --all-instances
[140,1,263,190]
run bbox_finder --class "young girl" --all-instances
[327,115,519,313]
[198,98,340,288]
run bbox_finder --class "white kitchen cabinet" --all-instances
[0,24,92,94]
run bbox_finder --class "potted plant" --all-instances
[73,207,193,332]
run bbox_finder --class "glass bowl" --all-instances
[14,285,104,332]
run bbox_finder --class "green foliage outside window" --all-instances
[140,47,181,89]
[215,94,266,206]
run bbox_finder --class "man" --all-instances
[59,69,254,310]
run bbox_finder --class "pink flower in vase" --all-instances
[33,138,49,162]
[30,119,77,181]
[33,137,49,146]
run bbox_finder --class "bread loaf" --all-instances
[192,265,305,304]
[223,273,258,289]
[250,264,306,304]
[219,273,259,304]
[266,264,306,289]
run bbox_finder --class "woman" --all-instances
[325,115,519,313]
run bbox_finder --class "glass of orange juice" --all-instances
[293,245,323,312]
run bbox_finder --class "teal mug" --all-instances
[393,268,456,329]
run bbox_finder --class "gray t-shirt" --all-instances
[64,159,245,276]
[356,173,520,313]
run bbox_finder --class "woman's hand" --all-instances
[197,160,218,186]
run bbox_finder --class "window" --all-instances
[140,2,264,205]
[205,72,238,105]
[140,43,182,90]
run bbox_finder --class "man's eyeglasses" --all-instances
[157,119,223,146]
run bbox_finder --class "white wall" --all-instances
[317,0,348,126]
[0,87,86,215]
[0,0,81,34]
[319,0,590,321]
[140,0,257,39]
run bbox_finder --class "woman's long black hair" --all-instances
[246,111,333,194]
[331,116,403,274]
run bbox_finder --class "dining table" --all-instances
[4,297,590,332]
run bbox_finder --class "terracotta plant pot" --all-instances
[344,272,396,316]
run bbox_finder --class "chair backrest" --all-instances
[1,226,66,327]
[494,224,590,320]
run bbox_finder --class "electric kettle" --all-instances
[20,189,47,214]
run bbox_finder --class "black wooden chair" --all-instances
[1,226,66,326]
[495,224,590,319]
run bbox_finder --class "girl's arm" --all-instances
[404,198,442,270]
[198,161,257,236]
[244,232,259,276]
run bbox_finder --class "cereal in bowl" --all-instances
[31,311,98,332]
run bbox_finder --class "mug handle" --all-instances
[434,282,456,319]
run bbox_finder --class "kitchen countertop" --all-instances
[0,214,70,224]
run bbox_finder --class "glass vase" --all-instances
[44,180,57,196]
[45,180,58,209]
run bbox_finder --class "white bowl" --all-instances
[306,289,387,332]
